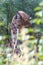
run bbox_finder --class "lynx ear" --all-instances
[18,11,30,21]
[15,13,21,19]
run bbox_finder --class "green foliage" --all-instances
[0,0,43,44]
[0,0,43,65]
[39,55,43,60]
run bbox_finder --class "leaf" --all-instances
[28,28,33,32]
[39,55,43,60]
[39,1,43,6]
[34,7,41,11]
[35,19,41,25]
[35,11,42,17]
[0,22,5,26]
[3,35,10,39]
[30,35,34,39]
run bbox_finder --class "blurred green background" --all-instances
[0,0,43,65]
[0,0,43,42]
